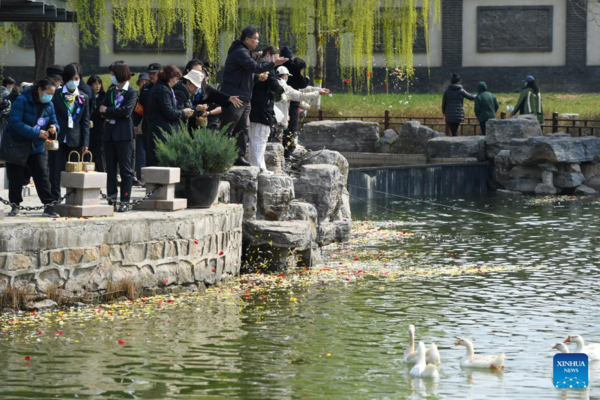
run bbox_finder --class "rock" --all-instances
[585,176,600,191]
[297,243,322,268]
[507,178,540,194]
[554,171,585,188]
[564,163,582,173]
[581,163,600,181]
[396,121,444,154]
[216,181,230,204]
[535,183,558,195]
[27,299,58,311]
[493,150,513,189]
[222,166,260,219]
[265,143,285,174]
[425,136,486,162]
[574,185,597,195]
[299,120,380,153]
[509,166,541,180]
[541,171,553,185]
[243,220,312,250]
[289,201,318,240]
[297,149,349,180]
[510,135,600,165]
[257,174,295,221]
[485,115,543,158]
[374,129,398,153]
[559,113,579,120]
[537,162,558,172]
[294,165,344,221]
[496,189,523,197]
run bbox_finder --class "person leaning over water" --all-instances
[442,74,475,137]
[2,78,59,217]
[99,61,138,212]
[49,64,90,202]
[510,75,544,124]
[474,82,499,136]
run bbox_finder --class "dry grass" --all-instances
[0,285,30,311]
[105,278,139,302]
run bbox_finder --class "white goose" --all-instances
[552,343,569,353]
[402,325,441,365]
[455,338,505,370]
[410,342,440,379]
[564,335,600,360]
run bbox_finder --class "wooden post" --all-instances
[552,112,559,133]
[500,112,506,119]
[384,110,390,131]
[318,109,324,121]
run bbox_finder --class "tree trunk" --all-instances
[27,22,56,81]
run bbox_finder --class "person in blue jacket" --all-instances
[2,78,60,217]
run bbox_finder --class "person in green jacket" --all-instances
[474,81,499,135]
[511,75,543,124]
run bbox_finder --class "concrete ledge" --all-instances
[133,198,187,211]
[141,167,180,184]
[61,172,107,189]
[55,204,114,218]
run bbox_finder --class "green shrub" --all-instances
[155,123,237,175]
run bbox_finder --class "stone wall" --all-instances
[0,206,243,295]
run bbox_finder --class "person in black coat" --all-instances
[86,75,106,172]
[249,46,284,171]
[442,74,475,137]
[49,64,91,201]
[146,64,193,166]
[99,61,139,212]
[69,63,94,118]
[219,25,288,166]
[280,47,310,159]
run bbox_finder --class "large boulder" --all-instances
[299,120,379,153]
[509,166,542,180]
[264,143,285,174]
[425,136,486,162]
[493,150,513,189]
[297,149,349,180]
[294,164,344,221]
[396,121,444,154]
[257,174,295,221]
[222,167,260,219]
[485,115,543,159]
[510,135,600,166]
[554,171,585,188]
[374,129,398,153]
[507,178,540,194]
[289,201,318,240]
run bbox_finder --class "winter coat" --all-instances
[132,82,154,129]
[89,91,105,147]
[188,83,232,132]
[274,79,320,129]
[3,89,60,156]
[442,84,475,124]
[52,86,90,147]
[173,80,194,122]
[220,40,275,102]
[102,83,138,142]
[250,70,284,126]
[513,86,543,124]
[474,82,499,123]
[147,80,185,141]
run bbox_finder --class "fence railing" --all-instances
[301,110,600,137]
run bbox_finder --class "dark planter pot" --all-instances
[176,173,221,208]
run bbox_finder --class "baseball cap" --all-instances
[148,63,162,73]
[276,66,293,76]
[523,75,535,83]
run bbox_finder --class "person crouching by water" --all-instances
[99,61,139,212]
[2,78,60,217]
[474,82,499,136]
[442,73,475,137]
[510,75,544,124]
[49,64,90,202]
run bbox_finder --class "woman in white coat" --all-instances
[274,66,330,158]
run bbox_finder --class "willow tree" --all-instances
[69,0,440,90]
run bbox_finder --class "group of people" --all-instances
[442,73,543,136]
[0,24,329,217]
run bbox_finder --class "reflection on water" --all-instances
[1,193,599,399]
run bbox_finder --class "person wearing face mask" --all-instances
[68,63,95,123]
[99,61,139,212]
[146,64,193,166]
[1,78,60,217]
[48,64,90,201]
[86,75,106,172]
[274,66,330,155]
[248,46,284,173]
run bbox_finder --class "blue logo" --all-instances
[553,353,589,389]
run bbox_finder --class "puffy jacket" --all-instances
[220,40,275,102]
[442,84,475,123]
[474,82,499,122]
[250,69,284,126]
[2,90,60,156]
[274,80,320,129]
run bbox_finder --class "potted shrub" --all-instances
[155,123,237,208]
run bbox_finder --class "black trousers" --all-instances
[48,143,78,201]
[447,122,460,137]
[104,139,134,203]
[220,101,250,157]
[283,101,300,158]
[6,152,53,205]
[480,121,487,136]
[88,142,106,173]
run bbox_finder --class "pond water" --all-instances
[1,193,600,399]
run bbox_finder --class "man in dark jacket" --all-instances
[474,82,499,136]
[442,74,475,136]
[132,63,161,164]
[220,25,288,166]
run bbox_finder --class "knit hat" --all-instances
[280,46,293,59]
[46,65,64,79]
